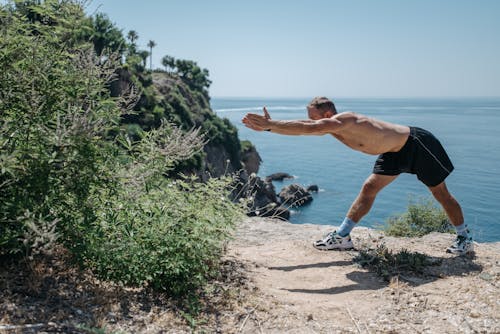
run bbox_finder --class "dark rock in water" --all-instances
[307,185,319,192]
[265,172,294,182]
[278,184,313,207]
[230,171,290,220]
[241,144,262,175]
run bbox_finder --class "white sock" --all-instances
[454,223,468,237]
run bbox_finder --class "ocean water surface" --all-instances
[211,97,500,242]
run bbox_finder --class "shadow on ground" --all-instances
[268,249,482,295]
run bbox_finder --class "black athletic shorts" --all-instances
[373,127,454,187]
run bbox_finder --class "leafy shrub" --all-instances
[77,123,241,293]
[1,1,244,295]
[382,197,453,237]
[0,1,121,256]
[353,244,440,281]
[240,140,255,153]
[82,176,240,294]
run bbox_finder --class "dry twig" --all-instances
[238,308,255,333]
[346,307,362,334]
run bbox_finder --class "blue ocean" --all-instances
[211,98,500,242]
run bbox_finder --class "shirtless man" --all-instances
[242,96,473,255]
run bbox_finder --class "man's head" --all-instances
[307,96,337,120]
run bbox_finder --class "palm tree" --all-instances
[147,40,156,71]
[127,30,138,44]
[126,30,139,55]
[127,30,139,46]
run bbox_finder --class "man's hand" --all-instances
[242,107,272,131]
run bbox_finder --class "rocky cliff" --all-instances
[110,68,257,179]
[111,68,316,218]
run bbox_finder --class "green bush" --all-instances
[0,1,120,256]
[382,197,453,237]
[240,140,255,153]
[77,123,241,293]
[1,1,243,295]
[82,176,240,294]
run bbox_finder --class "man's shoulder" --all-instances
[334,111,362,117]
[333,111,364,122]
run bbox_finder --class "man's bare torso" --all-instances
[331,112,410,155]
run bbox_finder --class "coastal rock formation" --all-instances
[278,184,313,207]
[307,184,319,192]
[265,172,294,182]
[110,68,253,179]
[231,171,290,220]
[241,143,261,175]
[152,73,244,178]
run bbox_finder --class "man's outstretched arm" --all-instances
[242,107,343,135]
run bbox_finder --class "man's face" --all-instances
[307,106,326,120]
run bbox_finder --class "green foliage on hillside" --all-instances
[382,197,453,237]
[0,0,243,294]
[122,53,242,174]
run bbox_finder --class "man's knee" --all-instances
[359,174,397,198]
[429,182,453,203]
[361,179,382,197]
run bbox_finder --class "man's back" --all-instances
[330,112,410,155]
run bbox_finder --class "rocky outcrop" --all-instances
[265,172,294,182]
[231,171,290,220]
[109,68,258,179]
[307,185,319,192]
[202,145,233,179]
[241,144,261,175]
[278,184,313,207]
[109,68,329,216]
[152,73,246,177]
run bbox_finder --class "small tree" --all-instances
[174,59,212,92]
[91,13,126,55]
[161,55,175,73]
[127,29,138,54]
[138,50,149,69]
[147,39,156,71]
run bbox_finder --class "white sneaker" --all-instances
[446,235,474,255]
[313,231,354,250]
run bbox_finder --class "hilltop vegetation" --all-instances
[0,0,246,294]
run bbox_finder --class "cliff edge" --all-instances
[225,217,499,333]
[0,218,498,333]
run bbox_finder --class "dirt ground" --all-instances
[0,217,498,333]
[226,218,499,333]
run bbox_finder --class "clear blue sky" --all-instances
[86,0,500,98]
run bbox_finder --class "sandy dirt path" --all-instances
[226,218,500,333]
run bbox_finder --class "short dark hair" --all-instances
[307,96,337,113]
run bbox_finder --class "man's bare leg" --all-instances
[428,181,472,254]
[313,174,398,250]
[428,181,464,226]
[346,174,399,222]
